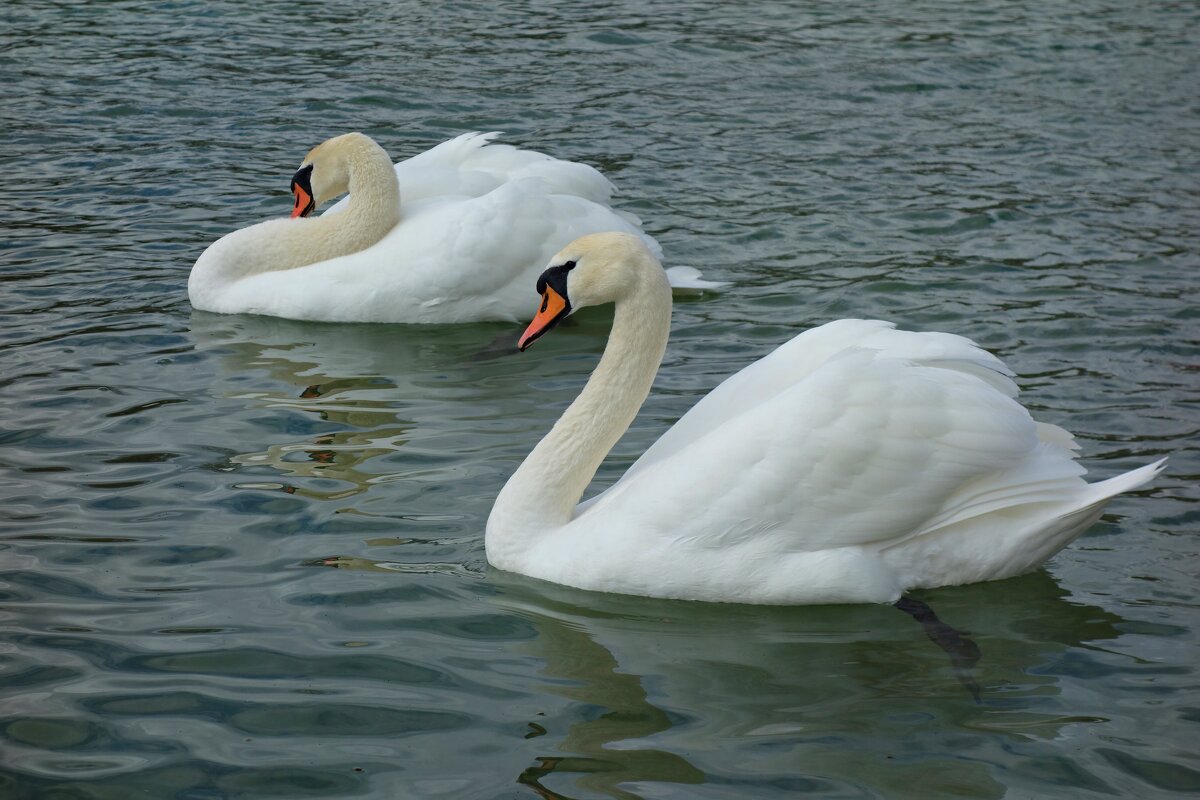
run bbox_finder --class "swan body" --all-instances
[189,132,719,323]
[486,232,1165,605]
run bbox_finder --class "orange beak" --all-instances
[518,286,570,351]
[291,183,314,218]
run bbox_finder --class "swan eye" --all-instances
[290,164,316,218]
[535,260,577,297]
[290,164,314,194]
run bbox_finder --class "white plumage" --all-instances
[189,132,720,323]
[486,233,1165,605]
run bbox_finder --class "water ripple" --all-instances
[1,0,1196,797]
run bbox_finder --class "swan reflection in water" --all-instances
[185,311,523,504]
[498,572,1126,800]
[322,553,1125,800]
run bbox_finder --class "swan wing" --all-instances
[341,131,624,211]
[379,179,655,317]
[612,320,1017,489]
[580,337,1063,553]
[393,133,660,256]
[321,132,615,211]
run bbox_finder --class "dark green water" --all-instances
[2,1,1197,797]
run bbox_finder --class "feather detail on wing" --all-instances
[577,322,1079,556]
[608,320,1015,491]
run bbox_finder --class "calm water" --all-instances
[2,1,1198,797]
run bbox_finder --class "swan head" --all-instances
[289,133,368,218]
[518,232,661,350]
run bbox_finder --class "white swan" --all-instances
[486,232,1165,605]
[188,132,721,323]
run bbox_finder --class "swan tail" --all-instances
[1008,457,1166,573]
[1074,457,1166,509]
[665,265,730,293]
[909,455,1163,542]
[889,457,1165,588]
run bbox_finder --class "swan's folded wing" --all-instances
[392,132,618,207]
[615,320,1016,488]
[580,346,1048,553]
[401,181,656,302]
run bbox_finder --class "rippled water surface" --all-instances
[2,1,1198,797]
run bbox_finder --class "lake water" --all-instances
[2,1,1197,797]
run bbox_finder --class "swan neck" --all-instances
[300,137,400,262]
[194,136,400,289]
[488,269,671,560]
[339,138,401,225]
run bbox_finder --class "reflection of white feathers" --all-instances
[189,132,719,323]
[488,568,1125,793]
[488,233,1165,605]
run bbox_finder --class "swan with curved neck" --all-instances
[188,133,720,323]
[486,232,1164,605]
